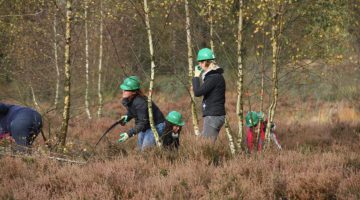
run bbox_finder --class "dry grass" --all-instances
[1,96,360,199]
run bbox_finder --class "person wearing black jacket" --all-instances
[117,76,165,151]
[161,111,185,150]
[192,48,226,143]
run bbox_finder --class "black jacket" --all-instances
[192,68,226,117]
[162,131,180,150]
[122,95,165,137]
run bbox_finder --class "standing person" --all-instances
[0,103,42,148]
[161,111,185,150]
[117,76,165,151]
[192,48,226,143]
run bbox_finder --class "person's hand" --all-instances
[118,132,129,143]
[119,115,128,126]
[194,65,202,77]
[271,122,276,132]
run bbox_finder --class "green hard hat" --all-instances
[245,111,259,127]
[166,111,185,126]
[120,76,140,91]
[257,112,265,121]
[197,48,215,61]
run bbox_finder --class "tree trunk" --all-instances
[224,116,236,155]
[53,10,60,109]
[185,0,200,136]
[97,0,104,118]
[257,32,266,149]
[265,3,281,146]
[30,84,40,111]
[235,0,245,151]
[208,0,215,52]
[58,0,72,148]
[84,0,92,119]
[143,0,161,147]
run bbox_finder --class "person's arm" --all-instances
[192,77,217,97]
[124,111,134,122]
[126,100,149,137]
[0,103,10,115]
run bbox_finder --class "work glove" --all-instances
[119,115,128,126]
[270,122,276,132]
[194,65,203,77]
[118,132,129,143]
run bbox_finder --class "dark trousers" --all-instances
[10,109,42,146]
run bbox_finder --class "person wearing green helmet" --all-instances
[117,76,166,151]
[246,111,282,153]
[160,111,185,150]
[192,48,226,143]
[245,111,259,153]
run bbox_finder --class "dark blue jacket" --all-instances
[0,103,42,146]
[192,68,226,117]
[0,103,27,133]
[122,95,165,137]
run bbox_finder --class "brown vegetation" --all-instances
[1,95,360,200]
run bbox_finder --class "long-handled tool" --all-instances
[94,119,123,147]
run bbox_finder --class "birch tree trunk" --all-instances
[53,10,60,109]
[84,0,92,119]
[30,85,40,111]
[265,3,281,146]
[97,0,104,118]
[185,0,200,136]
[224,116,236,155]
[143,0,161,147]
[236,0,245,150]
[257,33,266,149]
[58,0,72,147]
[208,0,215,52]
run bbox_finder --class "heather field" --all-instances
[1,95,359,200]
[1,0,360,199]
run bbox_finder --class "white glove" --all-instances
[194,65,203,77]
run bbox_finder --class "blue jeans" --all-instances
[137,122,165,151]
[10,109,42,146]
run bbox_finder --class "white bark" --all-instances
[208,0,215,52]
[236,0,245,151]
[59,0,72,147]
[30,85,40,111]
[185,0,200,136]
[53,10,60,109]
[97,0,104,118]
[84,0,92,119]
[144,0,161,147]
[224,116,236,155]
[265,3,281,146]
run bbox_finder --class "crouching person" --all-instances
[161,111,185,150]
[257,112,282,150]
[116,76,165,151]
[0,103,42,149]
[246,111,282,153]
[245,111,259,153]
